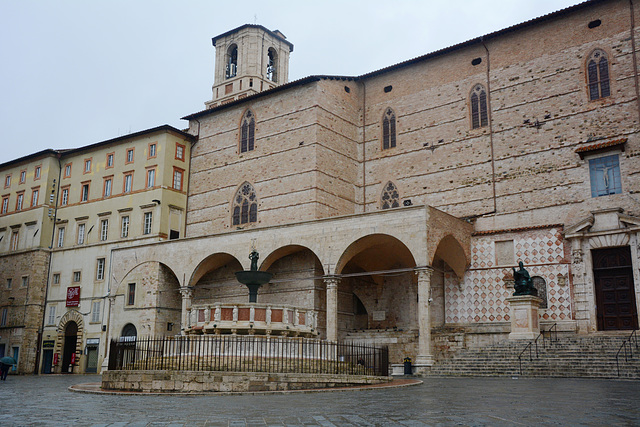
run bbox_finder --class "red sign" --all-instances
[53,353,58,365]
[70,352,76,365]
[66,286,80,307]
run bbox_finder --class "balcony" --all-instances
[186,303,318,338]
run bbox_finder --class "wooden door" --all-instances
[593,247,638,330]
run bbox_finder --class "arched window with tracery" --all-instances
[240,110,255,153]
[232,182,258,226]
[381,181,400,209]
[382,108,396,150]
[470,84,488,129]
[587,49,611,101]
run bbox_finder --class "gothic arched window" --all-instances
[470,84,488,129]
[232,182,258,226]
[382,108,396,150]
[587,49,611,101]
[240,110,255,153]
[381,181,400,209]
[226,44,238,78]
[267,48,277,82]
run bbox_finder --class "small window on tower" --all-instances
[226,44,238,78]
[267,48,277,82]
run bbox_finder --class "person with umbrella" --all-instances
[0,356,16,380]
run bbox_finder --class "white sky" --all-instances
[0,0,582,163]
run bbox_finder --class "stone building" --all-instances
[3,0,640,375]
[0,125,194,374]
[106,0,640,371]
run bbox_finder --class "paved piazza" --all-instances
[0,375,639,426]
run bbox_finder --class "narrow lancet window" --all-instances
[470,84,488,129]
[382,108,396,150]
[587,49,611,101]
[240,110,255,153]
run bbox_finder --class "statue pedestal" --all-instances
[506,295,542,340]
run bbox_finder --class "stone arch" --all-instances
[113,261,182,338]
[335,233,417,276]
[55,310,84,374]
[261,245,324,273]
[189,253,243,287]
[335,234,418,334]
[432,234,468,279]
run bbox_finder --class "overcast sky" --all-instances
[1,0,582,163]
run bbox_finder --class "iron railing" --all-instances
[108,335,389,377]
[616,329,638,377]
[518,323,557,375]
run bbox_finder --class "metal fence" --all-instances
[108,335,389,377]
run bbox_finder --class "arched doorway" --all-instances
[122,323,137,339]
[62,321,77,374]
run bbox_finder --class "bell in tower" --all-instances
[206,25,294,109]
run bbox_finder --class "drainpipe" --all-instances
[361,80,367,213]
[481,37,498,214]
[33,153,62,374]
[630,0,640,125]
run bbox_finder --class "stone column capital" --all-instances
[179,287,194,299]
[414,266,434,282]
[323,275,341,289]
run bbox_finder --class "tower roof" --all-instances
[212,24,294,52]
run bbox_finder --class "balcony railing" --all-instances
[186,303,318,337]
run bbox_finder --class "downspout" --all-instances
[34,153,62,374]
[630,0,640,125]
[361,80,367,213]
[184,119,199,239]
[481,37,498,214]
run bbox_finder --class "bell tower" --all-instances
[206,25,294,108]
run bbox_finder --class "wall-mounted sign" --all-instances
[66,286,80,307]
[86,338,100,345]
[43,340,55,349]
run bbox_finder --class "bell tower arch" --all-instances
[206,25,294,108]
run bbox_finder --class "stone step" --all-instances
[425,334,640,379]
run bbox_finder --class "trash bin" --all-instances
[403,357,412,375]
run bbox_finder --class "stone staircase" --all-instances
[425,333,640,379]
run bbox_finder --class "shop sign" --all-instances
[43,340,55,349]
[66,286,80,307]
[53,353,59,365]
[70,352,76,364]
[86,338,100,345]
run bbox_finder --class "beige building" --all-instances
[0,151,59,374]
[109,0,640,370]
[0,125,194,374]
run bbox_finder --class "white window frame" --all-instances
[57,227,65,248]
[91,301,101,323]
[77,223,86,245]
[121,216,130,238]
[100,219,109,241]
[61,188,69,206]
[47,305,56,325]
[96,258,105,281]
[143,212,152,235]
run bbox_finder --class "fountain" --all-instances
[235,249,272,303]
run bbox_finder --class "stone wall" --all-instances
[102,370,390,393]
[0,249,49,374]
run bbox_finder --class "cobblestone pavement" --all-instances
[1,374,639,426]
